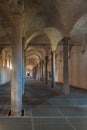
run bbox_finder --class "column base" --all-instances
[51,82,56,88]
[42,79,44,83]
[8,110,24,116]
[51,85,56,88]
[63,85,70,95]
[45,82,48,85]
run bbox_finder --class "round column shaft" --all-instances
[51,51,56,88]
[22,37,25,95]
[41,60,44,82]
[11,22,23,116]
[45,56,48,84]
[63,37,70,95]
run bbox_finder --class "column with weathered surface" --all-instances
[22,37,25,95]
[33,67,36,79]
[51,51,56,88]
[38,64,40,80]
[45,56,48,84]
[24,55,26,79]
[10,1,23,116]
[34,67,37,79]
[40,62,42,81]
[11,28,23,116]
[41,60,44,82]
[38,63,41,81]
[63,37,70,95]
[55,53,58,82]
[36,65,38,80]
[0,55,2,85]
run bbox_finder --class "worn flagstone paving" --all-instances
[0,78,87,129]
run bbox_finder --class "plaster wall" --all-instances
[69,46,87,89]
[57,46,87,89]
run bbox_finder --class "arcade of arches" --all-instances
[0,0,87,119]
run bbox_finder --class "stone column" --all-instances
[55,54,58,82]
[24,56,26,78]
[40,62,42,81]
[5,54,7,82]
[11,24,23,115]
[9,56,12,69]
[38,63,41,81]
[10,0,25,115]
[37,64,40,80]
[22,37,25,95]
[0,55,2,84]
[8,56,10,68]
[41,60,44,83]
[51,51,56,88]
[63,37,70,95]
[34,66,37,79]
[33,67,35,79]
[11,8,23,115]
[36,66,38,79]
[5,54,7,68]
[2,53,7,83]
[45,56,48,84]
[11,31,23,116]
[34,67,36,79]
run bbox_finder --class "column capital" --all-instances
[9,1,24,24]
[39,61,41,64]
[22,37,25,42]
[41,60,44,63]
[62,36,70,44]
[0,0,9,4]
[45,55,48,59]
[50,50,56,54]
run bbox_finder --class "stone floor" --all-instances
[0,79,87,129]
